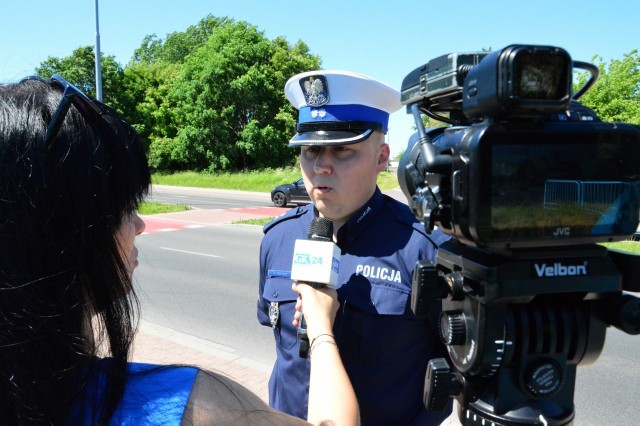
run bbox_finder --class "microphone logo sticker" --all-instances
[294,253,324,265]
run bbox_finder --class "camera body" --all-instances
[399,119,640,250]
[399,44,640,250]
[398,44,640,424]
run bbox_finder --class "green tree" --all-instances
[574,50,640,124]
[122,62,181,152]
[131,15,232,65]
[127,15,320,172]
[159,20,319,171]
[126,15,235,160]
[35,46,128,115]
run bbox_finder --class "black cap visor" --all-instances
[288,121,382,147]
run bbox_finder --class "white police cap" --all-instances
[284,70,401,146]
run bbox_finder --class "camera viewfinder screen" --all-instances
[513,51,569,101]
[483,126,640,242]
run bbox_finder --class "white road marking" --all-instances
[159,247,222,258]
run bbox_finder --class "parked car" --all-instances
[271,177,311,207]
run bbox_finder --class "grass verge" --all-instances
[152,168,400,192]
[138,201,190,215]
[152,167,300,192]
[600,240,640,254]
[232,217,275,226]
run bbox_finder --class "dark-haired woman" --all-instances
[0,75,358,425]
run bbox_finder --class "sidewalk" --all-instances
[133,205,282,402]
[132,320,271,402]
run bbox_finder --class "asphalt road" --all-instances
[134,222,275,367]
[134,186,639,424]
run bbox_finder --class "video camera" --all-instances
[397,44,640,425]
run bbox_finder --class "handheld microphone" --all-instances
[292,217,341,358]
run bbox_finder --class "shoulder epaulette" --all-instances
[382,194,418,227]
[382,194,448,246]
[262,206,308,234]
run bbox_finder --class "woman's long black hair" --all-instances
[0,76,151,424]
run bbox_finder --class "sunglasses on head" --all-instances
[41,74,107,145]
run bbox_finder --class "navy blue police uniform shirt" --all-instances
[257,187,452,425]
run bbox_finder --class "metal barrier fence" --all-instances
[544,180,630,214]
[543,180,581,209]
[582,181,630,214]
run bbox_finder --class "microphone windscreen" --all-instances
[308,217,333,241]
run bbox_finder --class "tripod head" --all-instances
[413,240,640,425]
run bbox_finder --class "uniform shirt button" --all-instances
[273,291,279,298]
[369,299,376,307]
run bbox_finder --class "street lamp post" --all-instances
[94,0,103,101]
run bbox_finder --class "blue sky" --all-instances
[1,0,637,156]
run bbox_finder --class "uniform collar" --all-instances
[336,187,383,245]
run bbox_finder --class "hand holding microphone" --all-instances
[291,217,341,358]
[292,282,339,341]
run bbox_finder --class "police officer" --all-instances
[257,70,451,425]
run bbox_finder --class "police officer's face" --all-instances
[300,132,389,228]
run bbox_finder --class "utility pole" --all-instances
[94,0,103,101]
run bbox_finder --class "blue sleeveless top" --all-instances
[82,361,198,425]
[78,359,306,425]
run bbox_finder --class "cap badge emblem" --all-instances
[310,109,327,118]
[301,75,329,107]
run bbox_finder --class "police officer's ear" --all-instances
[376,140,390,172]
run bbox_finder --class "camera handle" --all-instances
[410,104,452,175]
[572,61,599,99]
